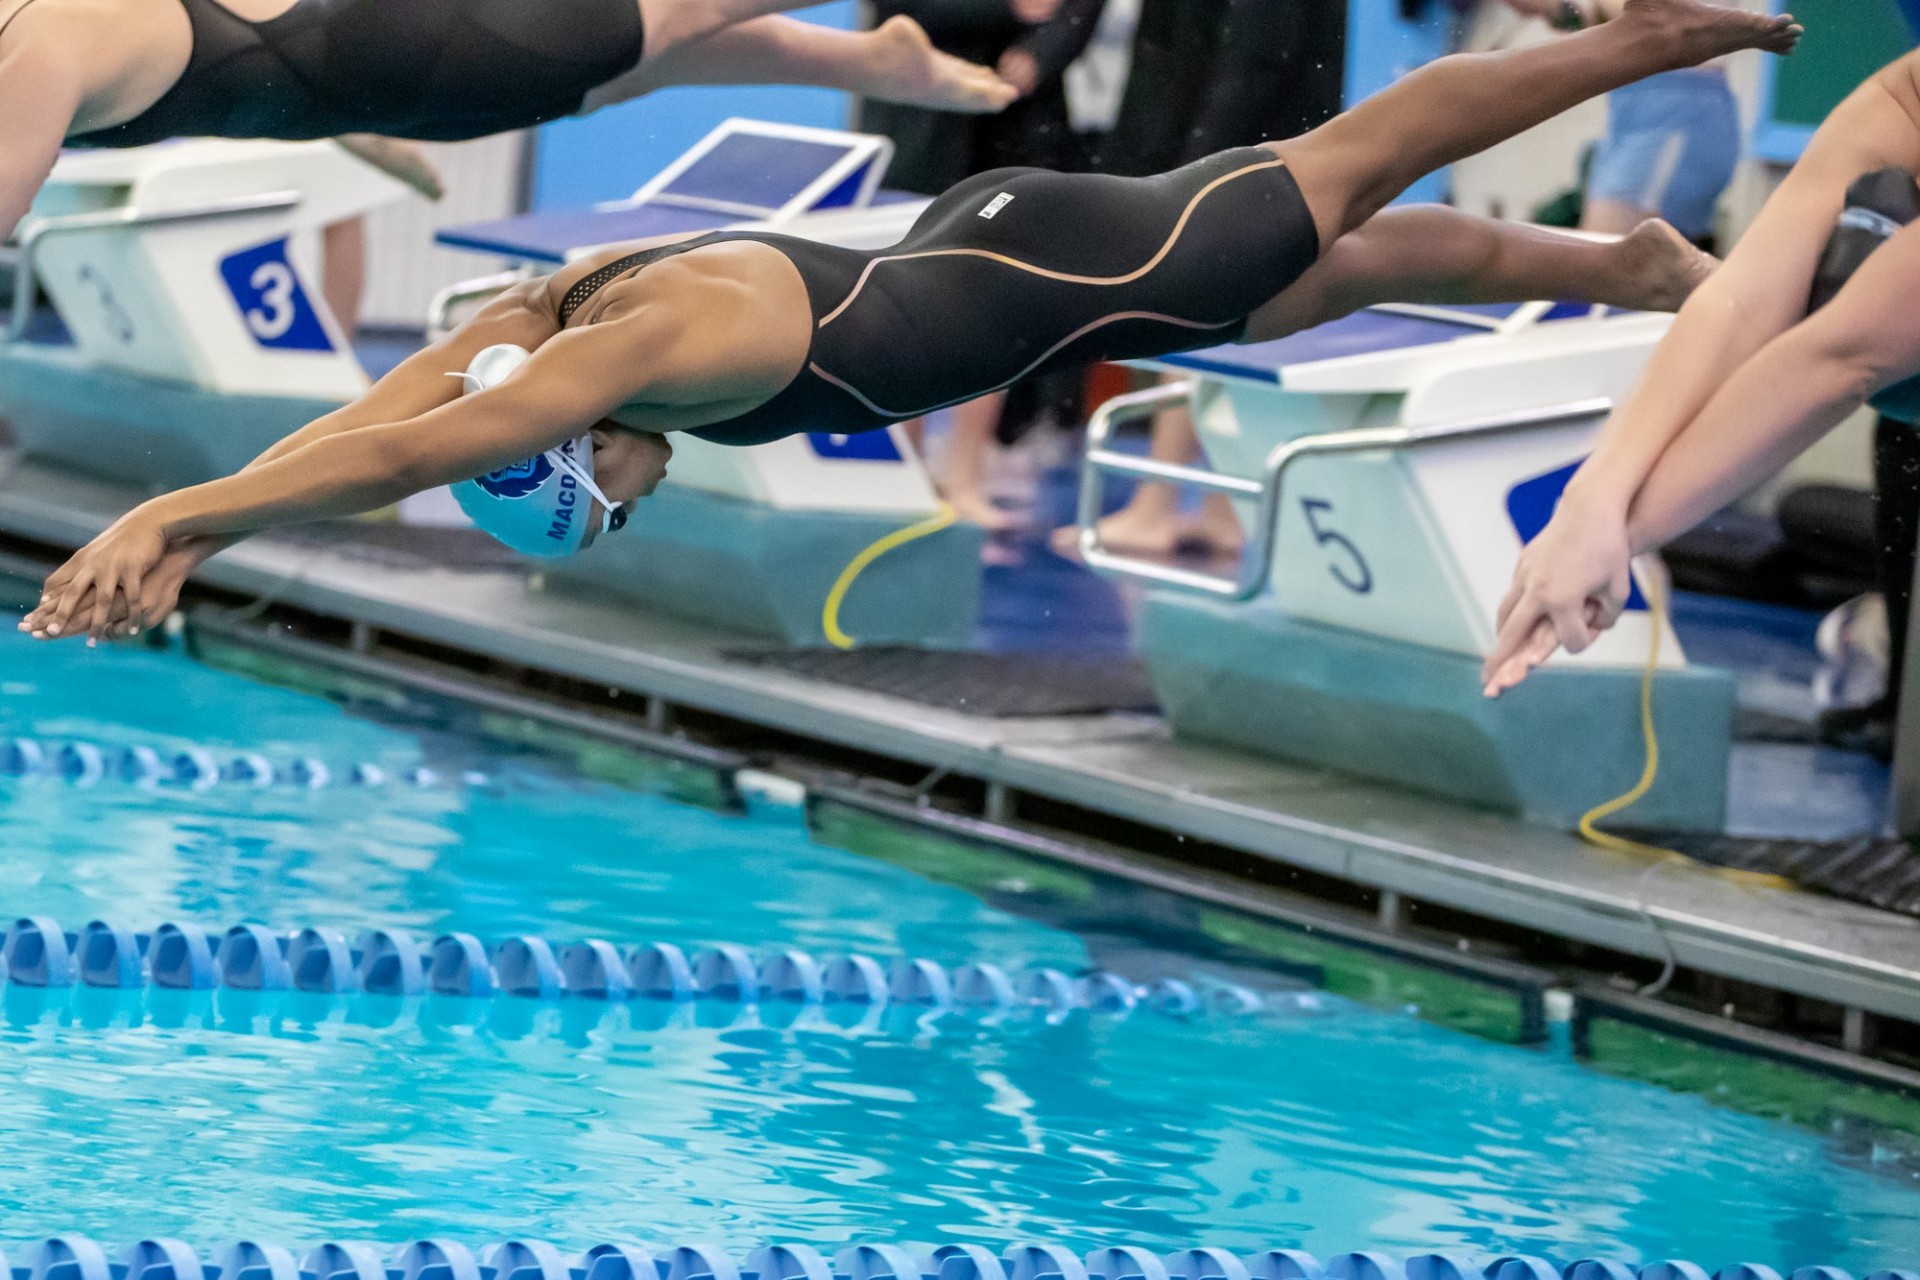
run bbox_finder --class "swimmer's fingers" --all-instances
[1482,619,1562,697]
[1545,592,1600,655]
[135,563,188,632]
[1483,590,1546,690]
[36,569,94,639]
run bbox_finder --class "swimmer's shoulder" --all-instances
[4,0,190,128]
[557,236,808,332]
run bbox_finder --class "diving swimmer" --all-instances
[0,0,1024,242]
[1482,48,1920,697]
[22,0,1801,643]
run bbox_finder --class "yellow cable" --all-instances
[1577,580,1793,890]
[822,503,958,651]
[1576,583,1673,859]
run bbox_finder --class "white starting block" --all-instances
[1080,299,1735,831]
[2,140,410,489]
[434,119,981,648]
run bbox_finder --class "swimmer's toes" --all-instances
[1623,0,1804,63]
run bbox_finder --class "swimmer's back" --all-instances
[66,0,645,146]
[562,148,1320,448]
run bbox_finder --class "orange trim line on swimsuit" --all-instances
[816,155,1291,331]
[808,311,1233,422]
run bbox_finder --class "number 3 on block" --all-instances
[1300,497,1373,595]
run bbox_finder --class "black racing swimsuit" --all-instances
[558,148,1321,447]
[60,0,644,146]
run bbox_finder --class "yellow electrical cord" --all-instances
[822,503,959,651]
[1576,583,1676,859]
[1577,581,1793,890]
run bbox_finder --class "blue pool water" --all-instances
[2,617,1919,1269]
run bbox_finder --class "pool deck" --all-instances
[6,452,1920,1025]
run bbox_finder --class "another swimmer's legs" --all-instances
[1051,378,1213,560]
[1244,206,1716,341]
[639,0,895,60]
[1269,0,1800,249]
[596,14,1014,114]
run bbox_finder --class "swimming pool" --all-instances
[3,591,1919,1271]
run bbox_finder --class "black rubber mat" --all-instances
[732,646,1161,717]
[1624,828,1920,917]
[261,523,527,574]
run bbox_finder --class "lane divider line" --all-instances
[0,916,1269,1023]
[0,1237,1906,1280]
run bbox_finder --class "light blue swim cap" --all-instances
[448,344,619,558]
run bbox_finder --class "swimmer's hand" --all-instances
[23,535,231,642]
[998,49,1040,98]
[336,135,446,202]
[23,515,168,642]
[1010,0,1065,22]
[1481,499,1635,696]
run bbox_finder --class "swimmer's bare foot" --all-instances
[1616,218,1718,312]
[1186,494,1247,557]
[865,15,1018,114]
[1619,0,1802,67]
[1050,495,1188,560]
[947,487,1019,532]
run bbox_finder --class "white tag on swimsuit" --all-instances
[979,193,1015,220]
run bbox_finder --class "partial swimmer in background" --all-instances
[1498,0,1745,245]
[19,0,1800,643]
[322,135,448,339]
[0,0,1020,243]
[1053,0,1346,562]
[861,0,1111,531]
[1483,49,1920,697]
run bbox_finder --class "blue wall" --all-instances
[1344,0,1454,205]
[532,2,859,210]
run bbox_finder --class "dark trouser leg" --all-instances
[1185,0,1327,158]
[1267,0,1795,249]
[1880,416,1920,709]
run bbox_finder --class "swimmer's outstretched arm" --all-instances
[1480,227,1920,692]
[1622,221,1920,552]
[26,319,647,641]
[1483,56,1920,691]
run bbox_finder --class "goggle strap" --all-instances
[544,442,619,534]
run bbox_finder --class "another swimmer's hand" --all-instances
[997,49,1040,98]
[1481,498,1635,697]
[23,515,168,643]
[1010,0,1064,23]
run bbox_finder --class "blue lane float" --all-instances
[0,915,1265,1023]
[0,735,481,792]
[2,1240,1912,1280]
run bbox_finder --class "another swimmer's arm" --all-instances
[1561,73,1919,519]
[1625,222,1920,554]
[0,43,84,243]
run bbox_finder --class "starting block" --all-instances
[435,119,980,648]
[1080,300,1735,831]
[2,140,411,489]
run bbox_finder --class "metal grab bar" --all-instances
[427,266,539,340]
[7,190,302,342]
[1077,388,1615,602]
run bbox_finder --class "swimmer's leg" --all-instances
[590,14,1014,114]
[637,0,841,52]
[1242,206,1717,342]
[1268,0,1800,250]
